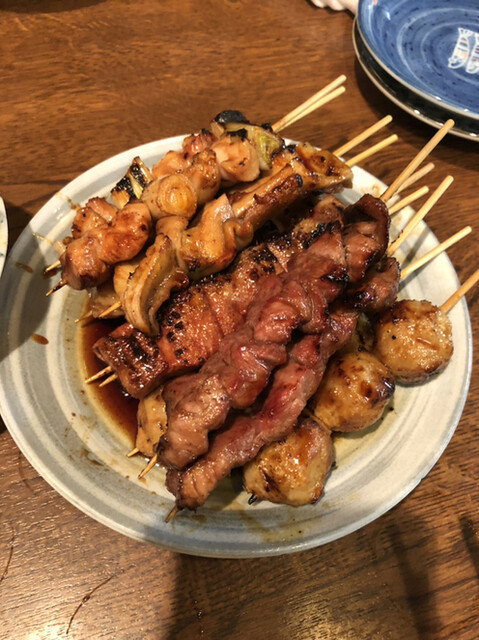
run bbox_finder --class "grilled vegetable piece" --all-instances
[110,157,153,209]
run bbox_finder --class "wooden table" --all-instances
[1,2,478,638]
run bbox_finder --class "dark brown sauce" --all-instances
[31,333,49,345]
[15,261,33,273]
[81,315,139,445]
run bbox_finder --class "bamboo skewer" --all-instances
[346,134,398,166]
[274,86,347,132]
[138,453,158,479]
[272,74,347,132]
[388,185,430,215]
[98,301,121,319]
[400,226,472,279]
[334,115,393,157]
[75,310,94,324]
[165,505,179,523]
[381,119,454,202]
[387,176,454,256]
[45,281,65,297]
[98,373,118,388]
[44,259,61,273]
[441,269,479,314]
[85,366,112,384]
[396,162,435,194]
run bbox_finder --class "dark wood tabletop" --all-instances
[0,2,478,639]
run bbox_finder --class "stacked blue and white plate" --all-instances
[355,0,479,141]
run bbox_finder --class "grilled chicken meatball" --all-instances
[373,299,453,383]
[243,420,334,506]
[311,350,395,432]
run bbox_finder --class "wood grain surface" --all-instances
[0,2,478,639]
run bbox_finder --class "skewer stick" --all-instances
[44,259,61,273]
[334,115,393,157]
[127,447,140,458]
[346,134,398,166]
[75,310,93,324]
[98,301,122,318]
[274,86,346,132]
[273,81,347,132]
[165,505,179,523]
[441,269,479,314]
[387,176,454,256]
[45,281,65,297]
[381,119,454,202]
[388,185,430,215]
[138,453,158,479]
[400,226,472,279]
[99,373,118,388]
[396,162,435,194]
[85,366,112,384]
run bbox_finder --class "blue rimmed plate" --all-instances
[357,0,479,120]
[353,20,479,141]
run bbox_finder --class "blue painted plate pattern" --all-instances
[357,0,479,119]
[353,20,479,141]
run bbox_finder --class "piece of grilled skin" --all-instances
[60,200,152,290]
[373,299,453,383]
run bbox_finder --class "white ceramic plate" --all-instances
[0,136,472,558]
[0,196,7,275]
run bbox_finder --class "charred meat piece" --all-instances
[60,200,152,290]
